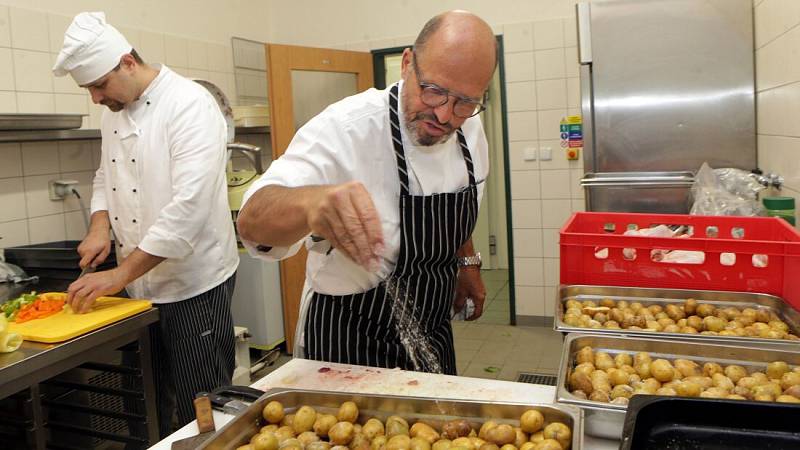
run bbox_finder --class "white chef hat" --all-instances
[52,12,132,86]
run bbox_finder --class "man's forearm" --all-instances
[88,210,111,234]
[457,237,477,258]
[117,248,165,286]
[237,185,324,246]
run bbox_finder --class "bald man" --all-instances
[237,11,496,374]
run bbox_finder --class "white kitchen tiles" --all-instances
[538,139,572,170]
[758,82,800,137]
[345,41,371,52]
[510,169,541,198]
[570,168,585,198]
[55,94,89,116]
[16,92,54,113]
[540,169,572,199]
[513,229,543,257]
[0,143,22,178]
[503,22,534,53]
[755,0,800,49]
[533,19,563,50]
[535,79,567,110]
[757,24,800,92]
[544,289,556,317]
[187,40,209,70]
[0,220,29,248]
[28,214,65,244]
[139,31,166,63]
[58,141,95,173]
[53,70,84,95]
[24,174,63,217]
[509,141,539,171]
[64,209,89,240]
[208,43,230,72]
[187,69,211,81]
[571,198,585,213]
[47,13,70,52]
[506,81,537,112]
[0,178,27,222]
[507,111,539,141]
[116,26,141,50]
[566,77,581,108]
[537,109,567,141]
[0,91,16,113]
[514,286,545,316]
[503,52,535,82]
[541,199,573,228]
[514,257,544,286]
[543,258,559,287]
[87,102,104,129]
[511,199,542,228]
[21,142,59,176]
[542,228,560,258]
[563,17,578,48]
[535,48,566,80]
[164,35,189,68]
[0,48,13,90]
[61,170,95,212]
[9,7,49,52]
[13,50,53,92]
[564,47,579,78]
[758,134,800,191]
[0,6,10,48]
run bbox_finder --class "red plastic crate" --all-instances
[559,212,800,311]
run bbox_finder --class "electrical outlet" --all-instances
[49,179,79,200]
[540,147,553,161]
[523,147,537,161]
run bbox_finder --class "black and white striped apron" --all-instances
[304,83,479,375]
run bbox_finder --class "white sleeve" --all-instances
[240,110,354,261]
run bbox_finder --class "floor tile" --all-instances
[461,362,501,380]
[454,338,485,352]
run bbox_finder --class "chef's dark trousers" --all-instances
[126,273,236,442]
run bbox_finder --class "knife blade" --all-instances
[78,265,96,279]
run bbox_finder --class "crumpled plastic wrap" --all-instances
[691,163,765,216]
[0,314,22,353]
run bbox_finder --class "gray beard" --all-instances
[404,113,456,146]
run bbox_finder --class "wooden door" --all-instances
[266,43,374,352]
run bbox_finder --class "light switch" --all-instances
[540,146,552,161]
[523,147,537,161]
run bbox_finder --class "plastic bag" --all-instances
[690,163,765,216]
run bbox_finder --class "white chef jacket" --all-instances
[241,80,489,296]
[91,64,239,303]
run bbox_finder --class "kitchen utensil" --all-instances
[620,395,800,450]
[171,395,216,450]
[7,293,151,343]
[77,265,95,279]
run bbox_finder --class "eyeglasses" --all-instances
[412,54,487,119]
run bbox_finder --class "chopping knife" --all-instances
[77,265,96,279]
[171,395,216,450]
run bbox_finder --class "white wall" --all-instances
[754,0,800,208]
[0,0,268,250]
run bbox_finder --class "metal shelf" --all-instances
[235,126,270,135]
[0,129,101,143]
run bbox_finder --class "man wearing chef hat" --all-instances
[53,12,239,438]
[237,10,494,375]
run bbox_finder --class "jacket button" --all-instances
[112,187,116,191]
[114,216,118,220]
[132,188,137,193]
[146,101,151,105]
[112,158,116,162]
[132,219,137,223]
[119,243,123,247]
[131,159,135,162]
[114,130,117,134]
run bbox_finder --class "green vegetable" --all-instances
[1,291,38,321]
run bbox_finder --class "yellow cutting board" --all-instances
[7,293,152,343]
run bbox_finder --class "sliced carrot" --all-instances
[13,296,66,323]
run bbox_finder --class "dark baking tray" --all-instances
[620,395,800,450]
[4,240,116,270]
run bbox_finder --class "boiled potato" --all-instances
[700,388,729,399]
[281,414,295,428]
[485,424,515,446]
[386,435,412,450]
[650,359,675,382]
[696,304,716,318]
[519,443,536,450]
[575,346,594,365]
[674,359,700,378]
[441,420,471,440]
[589,390,610,402]
[665,304,685,321]
[703,362,723,377]
[410,423,440,444]
[608,368,630,387]
[783,385,800,398]
[263,401,286,424]
[308,442,332,450]
[767,361,790,380]
[611,384,634,400]
[542,423,570,449]
[337,401,359,423]
[573,362,595,376]
[590,370,611,392]
[656,387,677,396]
[262,425,279,434]
[675,381,701,397]
[252,433,279,450]
[623,316,647,329]
[479,421,498,440]
[274,426,296,443]
[776,395,800,403]
[280,439,303,450]
[297,431,320,446]
[724,365,748,384]
[513,428,527,448]
[569,371,593,394]
[451,437,473,450]
[703,316,726,333]
[594,352,615,370]
[330,422,356,446]
[480,444,500,450]
[711,373,734,391]
[520,409,545,433]
[237,445,254,450]
[294,406,317,433]
[780,372,800,390]
[386,416,410,438]
[635,361,651,379]
[684,299,698,315]
[686,316,704,331]
[431,440,451,450]
[754,394,775,402]
[362,418,385,440]
[533,440,562,450]
[313,414,338,438]
[411,437,432,450]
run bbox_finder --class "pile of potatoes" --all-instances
[568,345,800,405]
[236,400,573,450]
[562,297,799,341]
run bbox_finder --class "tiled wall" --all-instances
[0,4,238,250]
[754,0,800,210]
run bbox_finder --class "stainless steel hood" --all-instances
[0,113,100,143]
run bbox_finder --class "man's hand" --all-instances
[77,230,111,269]
[67,268,127,313]
[453,266,486,320]
[307,181,384,270]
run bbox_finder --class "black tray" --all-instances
[621,395,800,450]
[4,240,116,270]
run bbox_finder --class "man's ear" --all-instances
[120,53,137,70]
